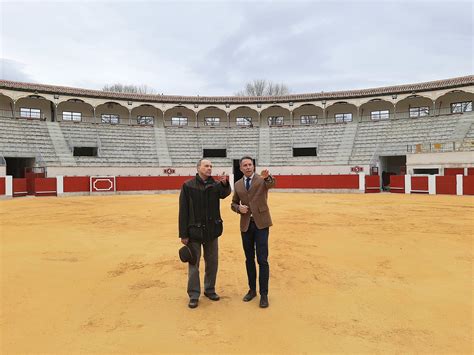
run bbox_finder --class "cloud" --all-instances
[0,1,472,95]
[0,58,35,82]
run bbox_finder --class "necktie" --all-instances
[245,177,251,191]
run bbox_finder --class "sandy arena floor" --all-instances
[1,193,473,354]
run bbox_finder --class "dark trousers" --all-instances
[241,221,269,295]
[187,238,218,300]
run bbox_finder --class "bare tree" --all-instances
[236,79,290,96]
[102,83,156,94]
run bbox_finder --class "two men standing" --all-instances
[178,156,275,309]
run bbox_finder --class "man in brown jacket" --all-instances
[231,156,275,308]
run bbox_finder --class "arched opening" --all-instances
[326,102,357,123]
[164,106,196,127]
[293,104,323,126]
[229,106,259,128]
[131,104,163,126]
[261,105,290,127]
[435,90,473,116]
[395,95,433,119]
[16,95,53,121]
[95,101,129,124]
[57,99,94,123]
[197,106,227,127]
[359,99,395,121]
[0,94,15,119]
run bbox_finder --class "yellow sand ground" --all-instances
[0,193,473,354]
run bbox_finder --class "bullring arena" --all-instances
[1,76,473,353]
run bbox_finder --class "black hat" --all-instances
[179,244,197,265]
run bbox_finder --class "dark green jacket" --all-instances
[179,174,231,244]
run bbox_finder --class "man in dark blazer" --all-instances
[231,156,276,308]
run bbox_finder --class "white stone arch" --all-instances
[260,105,290,127]
[359,98,395,121]
[16,94,53,121]
[434,90,474,115]
[395,94,434,119]
[0,93,15,118]
[131,104,164,126]
[196,106,227,127]
[292,103,323,126]
[325,101,358,123]
[164,105,196,127]
[95,101,129,124]
[57,98,94,123]
[229,106,259,128]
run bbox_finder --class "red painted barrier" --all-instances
[35,178,57,196]
[25,172,46,195]
[468,168,474,176]
[411,176,429,193]
[389,175,405,193]
[13,178,27,197]
[91,177,115,192]
[116,176,192,191]
[365,175,380,193]
[463,175,474,195]
[64,176,90,192]
[0,177,5,195]
[273,175,359,189]
[436,175,457,195]
[445,168,464,176]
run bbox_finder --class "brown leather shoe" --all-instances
[242,290,257,302]
[259,295,269,308]
[204,292,220,301]
[188,299,199,308]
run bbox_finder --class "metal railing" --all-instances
[1,107,472,128]
[406,141,463,154]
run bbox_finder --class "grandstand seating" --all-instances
[0,112,473,168]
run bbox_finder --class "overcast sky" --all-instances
[0,0,472,96]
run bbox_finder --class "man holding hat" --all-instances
[179,159,231,308]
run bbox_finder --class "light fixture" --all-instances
[322,100,326,105]
[128,101,132,105]
[289,102,294,107]
[225,103,230,108]
[257,103,262,108]
[194,104,199,108]
[392,94,397,99]
[54,94,59,99]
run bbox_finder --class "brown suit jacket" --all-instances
[231,174,276,232]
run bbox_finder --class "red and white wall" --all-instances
[1,171,473,198]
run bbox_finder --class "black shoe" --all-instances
[259,295,269,308]
[188,299,199,308]
[242,289,257,302]
[204,292,220,301]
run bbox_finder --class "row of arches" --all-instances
[0,90,472,127]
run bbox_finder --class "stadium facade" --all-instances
[0,76,473,196]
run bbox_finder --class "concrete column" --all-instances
[12,101,16,119]
[359,173,365,191]
[405,174,411,194]
[6,175,12,197]
[56,176,64,195]
[93,107,97,124]
[456,174,463,195]
[428,175,436,195]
